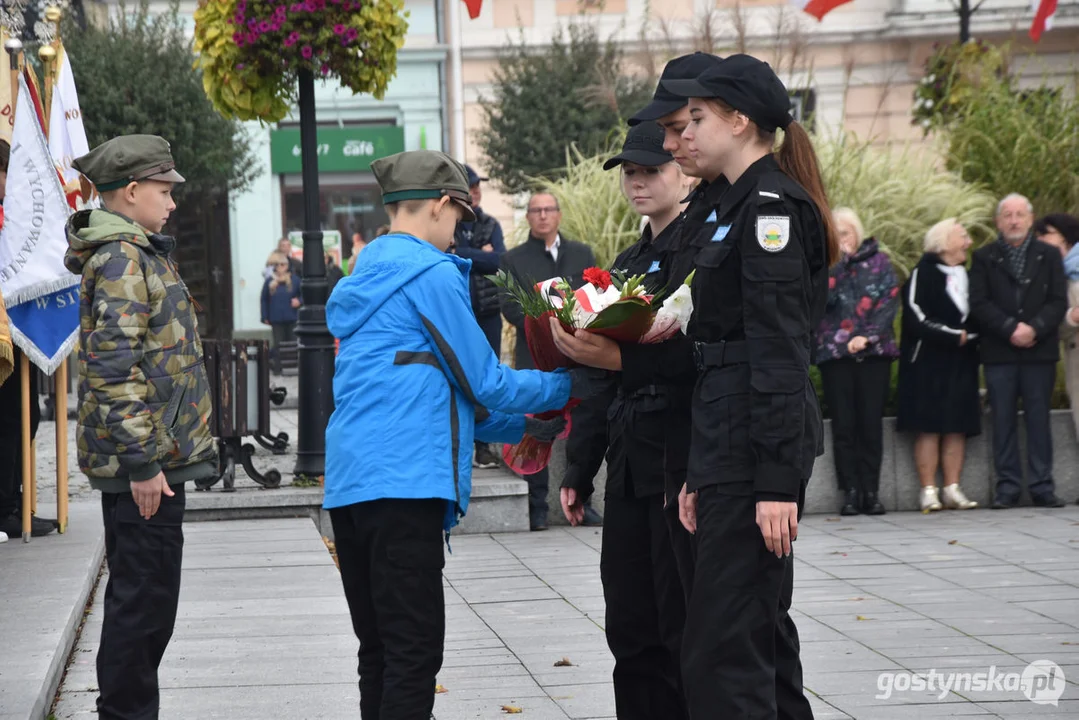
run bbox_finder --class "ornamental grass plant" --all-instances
[944,77,1079,217]
[815,131,997,279]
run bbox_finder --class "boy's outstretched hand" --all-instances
[524,415,566,443]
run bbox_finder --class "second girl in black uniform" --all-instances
[551,121,694,720]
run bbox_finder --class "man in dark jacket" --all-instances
[970,193,1068,509]
[455,166,506,469]
[499,191,601,530]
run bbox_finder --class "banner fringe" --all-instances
[4,276,80,309]
[9,324,78,374]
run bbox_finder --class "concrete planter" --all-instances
[536,409,1079,525]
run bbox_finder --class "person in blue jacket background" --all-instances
[325,150,591,720]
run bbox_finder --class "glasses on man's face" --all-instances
[527,206,560,216]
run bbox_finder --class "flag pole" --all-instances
[3,37,31,542]
[42,5,68,533]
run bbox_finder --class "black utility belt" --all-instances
[693,340,749,370]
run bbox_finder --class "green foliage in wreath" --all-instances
[193,0,409,123]
[912,40,1007,134]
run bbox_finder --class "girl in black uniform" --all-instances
[550,121,694,720]
[662,54,839,719]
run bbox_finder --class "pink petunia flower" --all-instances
[259,20,272,31]
[233,31,245,44]
[321,63,331,76]
[333,23,346,34]
[345,27,358,40]
[301,45,313,59]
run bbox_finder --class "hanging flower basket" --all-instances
[193,0,409,123]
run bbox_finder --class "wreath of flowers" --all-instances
[193,0,409,123]
[912,40,1007,134]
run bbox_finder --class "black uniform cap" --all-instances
[603,122,673,170]
[371,150,476,222]
[629,52,723,127]
[661,54,794,133]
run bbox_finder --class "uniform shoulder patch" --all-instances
[756,216,791,253]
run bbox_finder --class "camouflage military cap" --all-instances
[372,150,476,222]
[73,135,185,192]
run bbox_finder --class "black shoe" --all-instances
[582,505,603,527]
[472,444,501,470]
[530,521,548,532]
[0,513,57,538]
[840,488,861,516]
[862,491,887,516]
[991,497,1018,510]
[1033,494,1066,508]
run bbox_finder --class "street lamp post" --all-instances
[293,67,335,482]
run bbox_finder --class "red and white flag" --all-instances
[463,0,482,19]
[790,0,854,21]
[1030,0,1058,42]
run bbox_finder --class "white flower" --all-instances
[571,283,622,328]
[927,73,937,83]
[657,283,694,334]
[925,99,934,109]
[921,119,932,129]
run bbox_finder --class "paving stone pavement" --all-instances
[24,386,1079,718]
[44,506,1079,719]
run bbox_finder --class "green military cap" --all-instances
[73,135,185,193]
[372,150,476,222]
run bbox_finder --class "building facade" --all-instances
[449,0,1079,230]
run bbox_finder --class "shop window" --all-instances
[282,184,389,265]
[789,89,816,130]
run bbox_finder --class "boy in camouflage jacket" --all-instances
[64,135,217,720]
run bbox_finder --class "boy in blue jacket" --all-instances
[325,151,588,720]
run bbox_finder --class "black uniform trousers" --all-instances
[985,362,1057,503]
[819,358,891,495]
[96,486,185,720]
[330,498,446,720]
[682,484,813,720]
[601,481,689,720]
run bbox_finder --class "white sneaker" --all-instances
[942,483,978,510]
[920,486,943,512]
[0,531,7,543]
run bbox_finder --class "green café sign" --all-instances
[269,126,405,174]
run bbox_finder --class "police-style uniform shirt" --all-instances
[686,154,828,503]
[563,219,685,501]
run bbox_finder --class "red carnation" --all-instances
[582,267,612,292]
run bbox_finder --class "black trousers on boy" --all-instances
[97,486,185,720]
[331,498,446,720]
[601,489,689,720]
[819,358,891,496]
[681,484,813,720]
